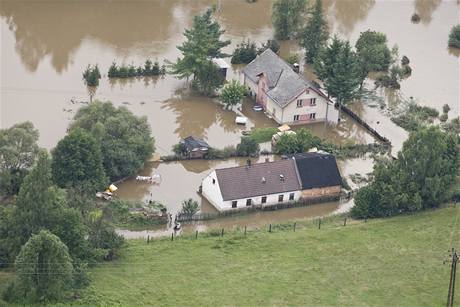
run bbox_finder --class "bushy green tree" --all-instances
[300,0,328,63]
[52,128,107,191]
[448,24,460,48]
[231,40,258,64]
[70,101,155,180]
[170,8,230,95]
[236,137,260,156]
[179,198,199,216]
[220,80,247,108]
[7,230,73,303]
[0,122,40,196]
[82,64,101,87]
[274,129,321,154]
[352,126,460,218]
[355,30,392,87]
[259,39,281,54]
[87,209,124,261]
[314,36,361,118]
[272,0,308,40]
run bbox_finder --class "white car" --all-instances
[252,105,263,112]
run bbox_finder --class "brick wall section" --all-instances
[301,185,341,198]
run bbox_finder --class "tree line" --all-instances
[0,101,155,303]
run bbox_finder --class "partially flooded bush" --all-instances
[108,60,166,78]
[448,24,460,48]
[231,40,258,64]
[391,102,439,131]
[82,64,101,86]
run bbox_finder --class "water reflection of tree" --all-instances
[413,0,442,25]
[0,0,179,73]
[323,0,375,35]
[108,76,160,91]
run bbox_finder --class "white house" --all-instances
[202,153,342,212]
[242,49,339,125]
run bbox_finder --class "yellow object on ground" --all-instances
[108,184,118,192]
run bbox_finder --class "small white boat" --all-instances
[235,116,248,125]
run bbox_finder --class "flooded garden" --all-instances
[1,0,458,235]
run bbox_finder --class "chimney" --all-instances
[293,63,300,73]
[279,174,285,182]
[261,177,266,183]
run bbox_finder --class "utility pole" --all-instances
[446,248,458,307]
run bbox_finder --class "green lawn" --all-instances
[73,205,460,306]
[1,206,459,306]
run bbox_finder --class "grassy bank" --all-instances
[1,205,459,306]
[73,205,459,306]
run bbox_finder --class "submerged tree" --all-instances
[448,24,460,48]
[236,137,260,157]
[82,64,101,87]
[170,8,230,95]
[300,0,328,64]
[179,199,199,216]
[355,30,392,87]
[314,36,361,119]
[272,0,308,40]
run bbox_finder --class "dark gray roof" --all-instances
[292,153,342,189]
[242,49,317,107]
[215,159,301,201]
[181,136,210,150]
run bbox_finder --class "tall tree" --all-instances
[51,128,107,191]
[219,80,247,109]
[170,8,230,95]
[355,30,392,87]
[314,36,361,119]
[352,126,460,219]
[11,230,73,303]
[71,101,155,180]
[272,0,308,40]
[0,122,40,196]
[300,0,328,63]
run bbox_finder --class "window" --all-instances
[293,115,300,121]
[212,178,216,184]
[310,98,316,106]
[309,113,316,120]
[232,201,237,208]
[289,193,295,200]
[246,199,252,206]
[261,196,267,204]
[278,194,284,202]
[296,99,303,107]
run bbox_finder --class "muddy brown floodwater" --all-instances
[1,0,458,234]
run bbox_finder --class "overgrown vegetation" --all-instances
[274,129,321,154]
[106,199,168,230]
[108,60,165,78]
[391,101,439,131]
[448,24,460,48]
[374,46,411,90]
[247,127,278,143]
[352,126,460,219]
[179,198,199,216]
[236,137,260,157]
[82,64,101,87]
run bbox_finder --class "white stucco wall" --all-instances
[202,170,303,211]
[201,170,225,211]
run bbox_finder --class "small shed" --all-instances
[212,58,230,80]
[180,136,210,159]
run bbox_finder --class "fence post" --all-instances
[221,228,224,237]
[244,226,247,236]
[171,233,174,241]
[365,217,368,223]
[269,224,272,233]
[318,219,321,230]
[195,230,198,239]
[147,235,150,244]
[293,222,296,232]
[343,218,347,226]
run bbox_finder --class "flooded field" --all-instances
[1,0,458,231]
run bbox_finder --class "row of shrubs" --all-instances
[108,60,166,78]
